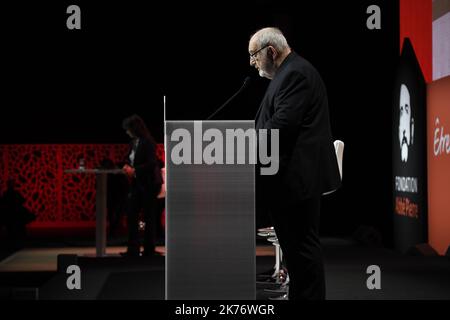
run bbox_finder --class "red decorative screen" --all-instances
[0,144,164,227]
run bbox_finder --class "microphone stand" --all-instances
[206,77,251,120]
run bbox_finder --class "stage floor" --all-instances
[0,245,275,272]
[1,238,450,300]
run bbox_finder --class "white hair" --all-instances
[250,27,290,52]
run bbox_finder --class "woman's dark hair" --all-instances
[122,114,154,141]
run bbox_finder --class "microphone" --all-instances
[206,76,252,120]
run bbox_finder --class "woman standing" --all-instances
[121,114,162,257]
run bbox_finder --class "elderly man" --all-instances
[250,27,341,300]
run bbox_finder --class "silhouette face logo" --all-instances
[399,84,414,162]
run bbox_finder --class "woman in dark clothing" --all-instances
[121,114,163,257]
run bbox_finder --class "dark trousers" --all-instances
[269,194,325,300]
[126,184,158,253]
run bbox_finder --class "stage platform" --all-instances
[1,238,449,300]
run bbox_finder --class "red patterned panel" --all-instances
[156,144,165,164]
[0,146,8,199]
[0,144,164,227]
[3,145,60,222]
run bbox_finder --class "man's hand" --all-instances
[122,164,136,177]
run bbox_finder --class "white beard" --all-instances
[259,69,271,79]
[401,142,409,162]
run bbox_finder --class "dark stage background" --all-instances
[1,1,399,245]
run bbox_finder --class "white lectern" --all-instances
[166,121,256,300]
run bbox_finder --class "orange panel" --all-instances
[427,76,450,255]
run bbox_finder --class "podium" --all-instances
[65,168,123,257]
[165,121,256,300]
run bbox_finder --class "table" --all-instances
[65,168,124,257]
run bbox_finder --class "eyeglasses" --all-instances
[249,45,269,61]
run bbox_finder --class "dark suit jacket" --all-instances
[255,52,341,200]
[126,137,163,194]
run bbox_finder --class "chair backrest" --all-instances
[334,140,344,180]
[322,140,344,196]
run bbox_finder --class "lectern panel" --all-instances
[166,121,255,300]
